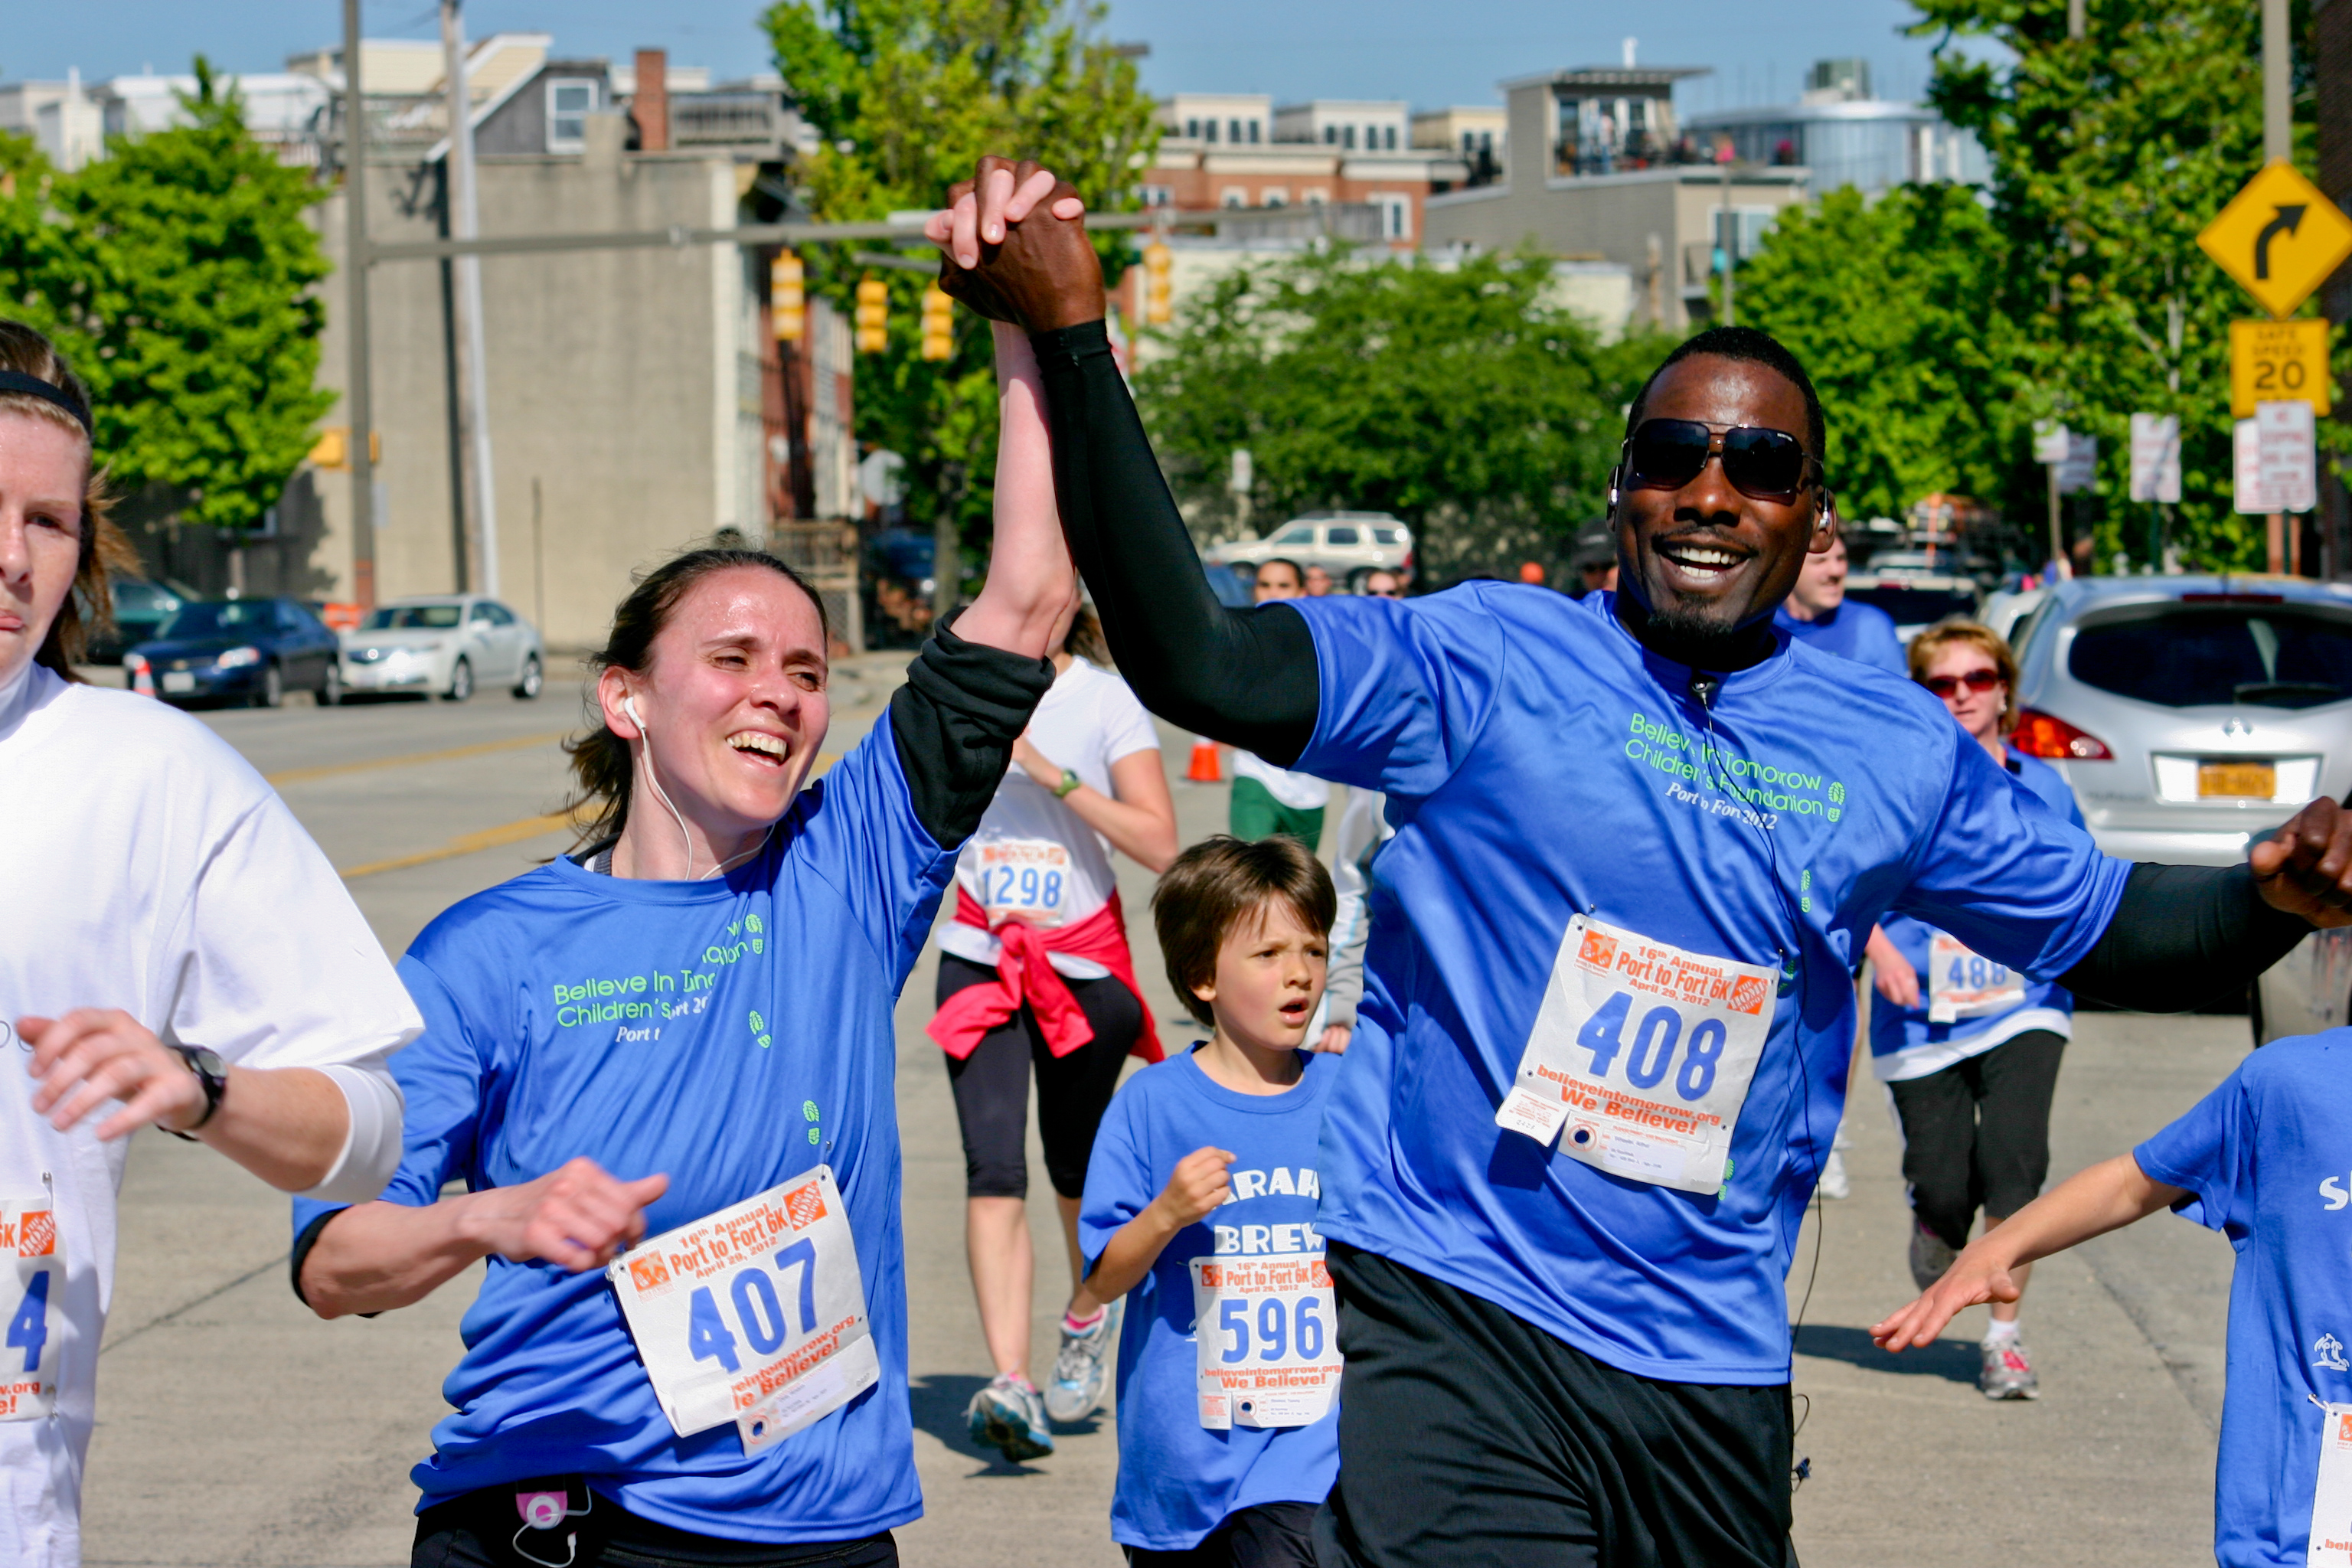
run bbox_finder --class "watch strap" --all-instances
[1054,769,1083,799]
[167,1045,227,1138]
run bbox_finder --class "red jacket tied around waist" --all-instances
[928,887,1162,1063]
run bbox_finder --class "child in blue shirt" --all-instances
[1080,835,1343,1568]
[1873,1028,2352,1567]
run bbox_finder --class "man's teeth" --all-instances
[729,733,787,757]
[1668,546,1741,568]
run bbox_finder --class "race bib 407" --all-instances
[2,1196,60,1422]
[1496,915,1776,1195]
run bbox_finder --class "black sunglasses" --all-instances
[1922,669,2002,697]
[1622,419,1821,505]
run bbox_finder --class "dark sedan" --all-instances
[127,596,344,708]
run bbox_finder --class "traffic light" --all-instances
[920,285,955,361]
[854,273,889,354]
[770,250,805,343]
[1142,240,1172,326]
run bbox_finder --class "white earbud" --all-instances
[624,694,647,732]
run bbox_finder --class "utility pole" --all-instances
[443,0,499,598]
[2265,0,2292,165]
[342,0,377,609]
[1718,150,1736,328]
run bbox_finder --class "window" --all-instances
[1383,126,1397,150]
[1228,119,1243,142]
[2069,606,2352,709]
[1247,120,1261,144]
[1273,525,1316,545]
[1462,130,1475,152]
[1303,188,1328,205]
[1372,528,1401,544]
[363,603,464,630]
[546,77,598,153]
[1204,118,1220,143]
[1220,187,1247,207]
[1261,187,1288,207]
[1185,117,1200,139]
[1323,126,1337,145]
[1140,184,1174,208]
[1343,125,1357,150]
[1325,526,1361,546]
[1375,193,1411,240]
[469,603,497,626]
[482,602,517,626]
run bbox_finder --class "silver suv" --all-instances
[2007,575,2352,1042]
[1202,511,1415,591]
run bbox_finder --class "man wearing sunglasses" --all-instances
[1773,534,1904,676]
[929,155,2352,1568]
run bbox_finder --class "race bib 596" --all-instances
[1189,1252,1341,1431]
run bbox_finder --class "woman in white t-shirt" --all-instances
[926,603,1177,1459]
[0,320,418,1568]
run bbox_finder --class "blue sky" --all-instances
[10,1,1991,114]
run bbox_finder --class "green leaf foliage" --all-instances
[1134,246,1666,580]
[0,61,333,532]
[764,0,1158,554]
[1902,0,2318,569]
[1736,183,2027,526]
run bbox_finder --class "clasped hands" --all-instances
[923,155,1106,332]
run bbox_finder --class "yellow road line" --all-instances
[341,812,577,880]
[268,731,566,787]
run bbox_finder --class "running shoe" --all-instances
[1043,1300,1122,1424]
[1816,1148,1851,1201]
[965,1374,1054,1462]
[1907,1221,1956,1292]
[1980,1337,2041,1400]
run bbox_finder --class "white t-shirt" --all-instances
[0,664,421,1568]
[1230,748,1331,810]
[940,657,1159,980]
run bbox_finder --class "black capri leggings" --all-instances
[1886,1028,2067,1253]
[936,952,1143,1200]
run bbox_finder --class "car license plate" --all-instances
[2199,760,2276,799]
[160,672,194,694]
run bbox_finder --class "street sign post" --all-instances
[2198,162,2352,319]
[2230,318,2333,416]
[2129,413,2183,504]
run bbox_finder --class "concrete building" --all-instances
[1421,65,1809,331]
[0,73,105,171]
[1683,58,1990,192]
[1145,93,1467,250]
[1412,106,1507,190]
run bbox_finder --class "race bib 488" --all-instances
[1496,915,1776,1195]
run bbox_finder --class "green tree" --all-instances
[1913,0,2318,569]
[0,61,333,532]
[1135,247,1660,581]
[765,0,1158,552]
[1738,183,2027,528]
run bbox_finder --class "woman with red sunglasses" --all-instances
[1861,619,2080,1403]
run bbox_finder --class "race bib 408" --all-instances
[1496,915,1776,1195]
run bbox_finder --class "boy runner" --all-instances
[1081,837,1342,1567]
[1873,1027,2352,1566]
[925,158,2352,1567]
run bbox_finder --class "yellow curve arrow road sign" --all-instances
[2199,162,2352,319]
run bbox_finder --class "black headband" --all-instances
[0,371,92,436]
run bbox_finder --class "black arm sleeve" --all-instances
[887,619,1057,849]
[2057,861,2315,1012]
[1030,318,1320,763]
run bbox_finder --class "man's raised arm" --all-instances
[929,155,1320,763]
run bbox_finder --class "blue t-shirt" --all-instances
[1869,750,2083,1081]
[1290,586,2128,1384]
[1773,598,1906,675]
[2135,1032,2352,1568]
[1079,1050,1341,1550]
[292,714,948,1543]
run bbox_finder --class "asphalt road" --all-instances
[75,663,2245,1567]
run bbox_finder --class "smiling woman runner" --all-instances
[288,305,1077,1567]
[0,319,417,1568]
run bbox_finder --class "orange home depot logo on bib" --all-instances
[1573,926,1769,1018]
[1578,928,1619,970]
[3,1210,52,1257]
[628,1253,671,1293]
[786,1182,827,1230]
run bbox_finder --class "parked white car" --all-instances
[1201,511,1415,591]
[341,594,546,701]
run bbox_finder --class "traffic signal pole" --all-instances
[2267,0,2291,569]
[341,0,377,609]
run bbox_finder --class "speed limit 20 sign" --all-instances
[2230,318,2332,418]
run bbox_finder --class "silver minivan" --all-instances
[2007,575,2352,1042]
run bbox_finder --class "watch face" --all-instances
[188,1047,228,1078]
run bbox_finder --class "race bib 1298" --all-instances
[1189,1252,1341,1431]
[972,838,1074,929]
[608,1167,877,1453]
[1495,914,1776,1195]
[2,1195,60,1422]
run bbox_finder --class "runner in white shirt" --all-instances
[929,605,1178,1458]
[0,320,417,1568]
[1229,561,1329,850]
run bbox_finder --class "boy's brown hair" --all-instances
[1152,835,1337,1026]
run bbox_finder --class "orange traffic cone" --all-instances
[1186,735,1223,782]
[128,655,155,697]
